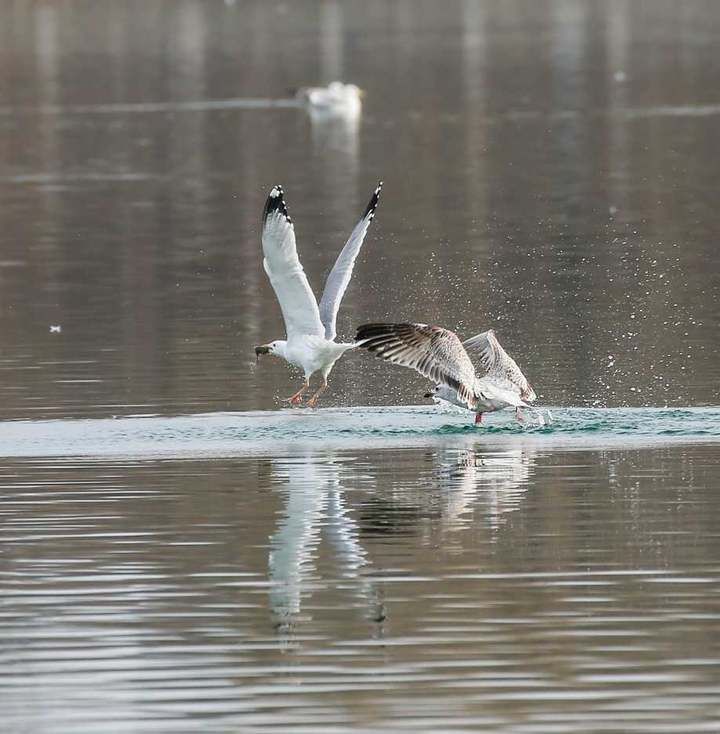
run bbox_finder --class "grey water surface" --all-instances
[1,2,719,732]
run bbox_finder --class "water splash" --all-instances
[0,406,718,460]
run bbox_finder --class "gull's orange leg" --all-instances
[306,377,328,408]
[282,380,310,406]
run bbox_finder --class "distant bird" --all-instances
[49,325,62,333]
[356,323,536,424]
[255,182,382,407]
[295,82,363,116]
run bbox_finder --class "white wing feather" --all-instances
[319,182,382,341]
[463,329,536,401]
[261,186,325,339]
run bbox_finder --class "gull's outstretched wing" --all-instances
[319,182,382,341]
[356,322,477,409]
[261,186,325,339]
[463,329,536,401]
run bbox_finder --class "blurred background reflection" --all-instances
[0,0,717,418]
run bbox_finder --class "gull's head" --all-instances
[425,385,458,406]
[343,82,363,96]
[340,83,364,102]
[327,82,363,103]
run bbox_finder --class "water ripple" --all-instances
[0,406,717,460]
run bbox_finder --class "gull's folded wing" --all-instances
[261,186,325,339]
[319,182,383,341]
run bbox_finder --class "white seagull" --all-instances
[295,82,363,116]
[355,323,536,424]
[255,182,382,407]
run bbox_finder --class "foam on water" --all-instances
[0,406,718,460]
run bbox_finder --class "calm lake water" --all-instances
[0,1,719,732]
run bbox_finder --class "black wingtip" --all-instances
[262,185,292,225]
[362,180,383,221]
[355,322,399,344]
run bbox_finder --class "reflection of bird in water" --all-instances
[437,448,536,531]
[295,81,363,117]
[356,323,538,424]
[254,182,382,406]
[356,447,536,536]
[267,454,383,645]
[267,448,535,643]
[307,103,360,158]
[268,459,326,629]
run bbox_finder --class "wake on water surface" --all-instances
[0,405,718,460]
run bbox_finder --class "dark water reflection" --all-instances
[1,2,720,731]
[1,443,719,732]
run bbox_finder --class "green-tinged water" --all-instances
[0,406,719,459]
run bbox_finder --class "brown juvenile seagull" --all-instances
[356,323,536,423]
[254,182,382,407]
